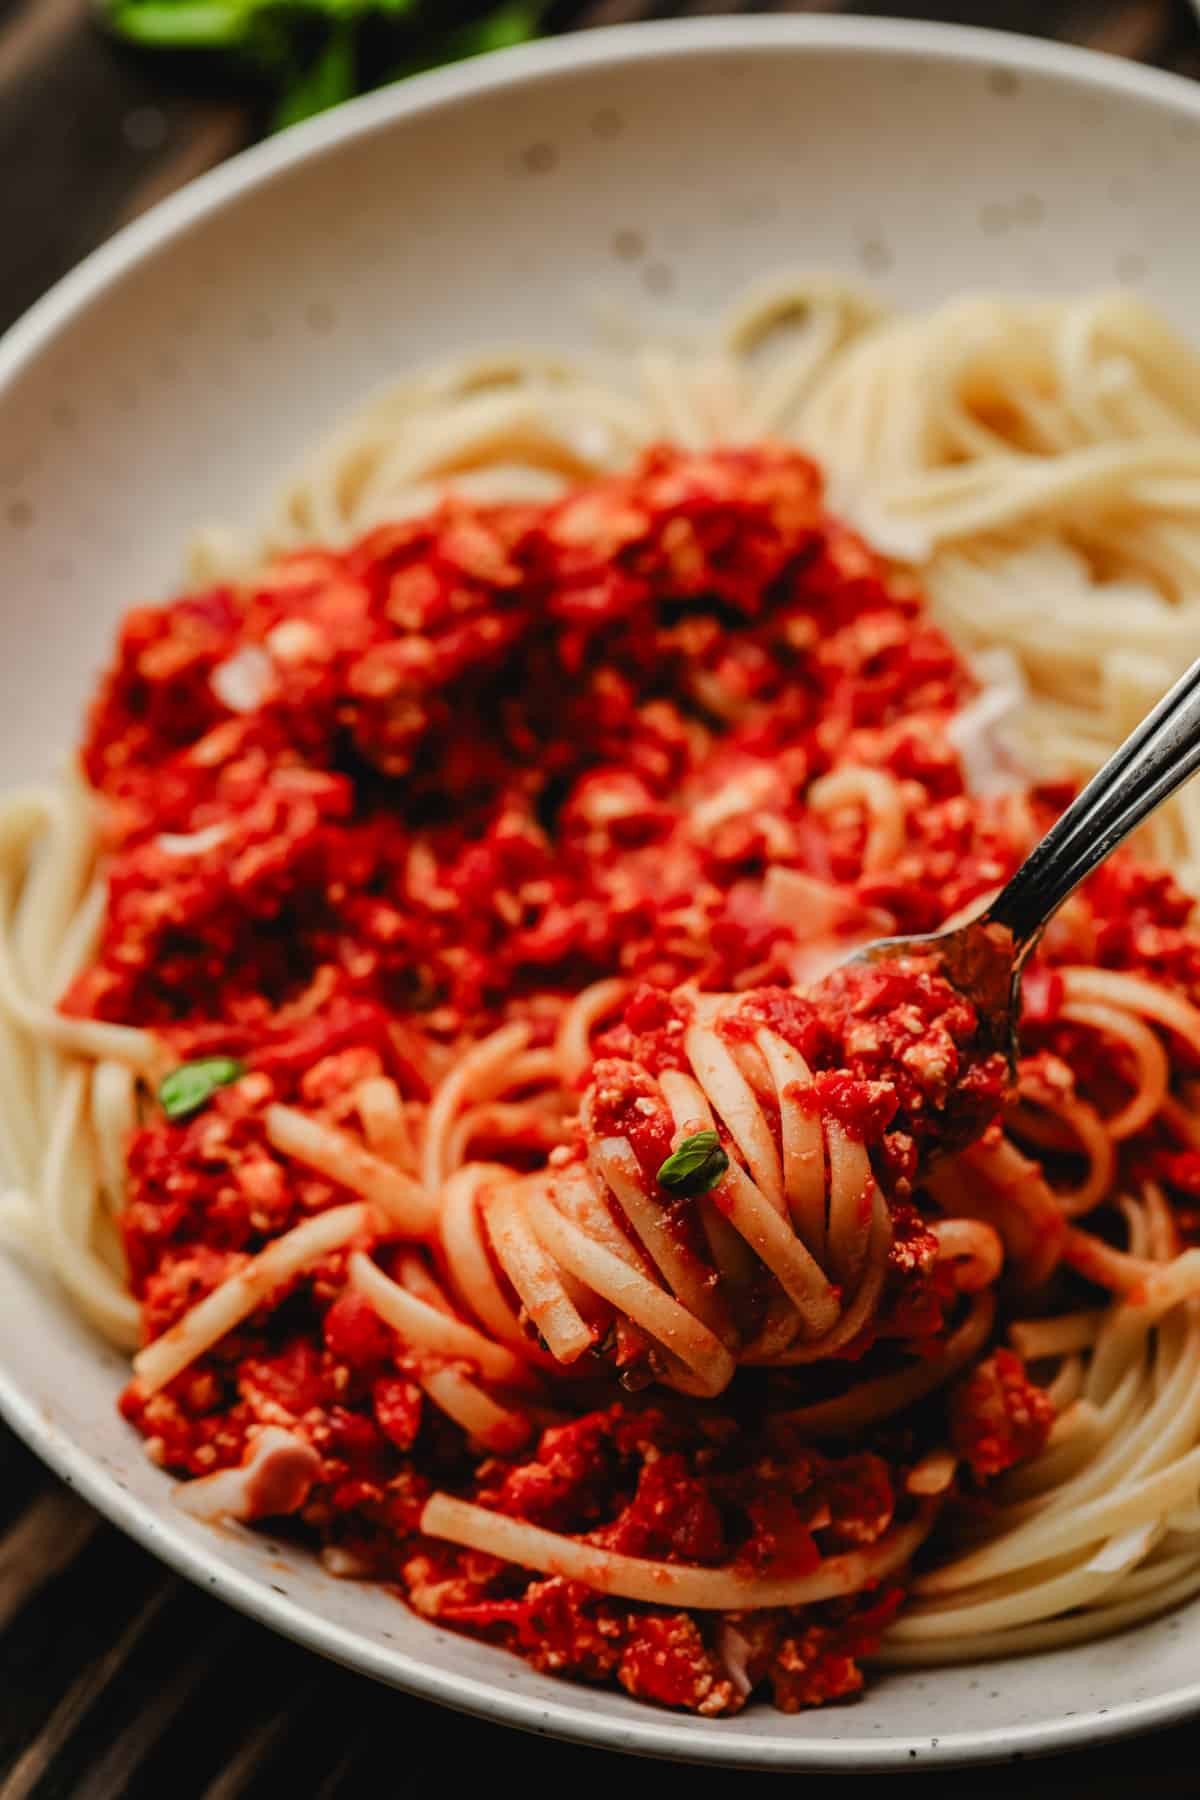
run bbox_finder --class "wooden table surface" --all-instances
[4,2,1200,1792]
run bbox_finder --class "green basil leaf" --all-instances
[159,1056,246,1120]
[656,1129,730,1198]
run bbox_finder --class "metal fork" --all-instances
[853,653,1200,1061]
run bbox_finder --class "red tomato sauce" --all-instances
[70,446,1199,1712]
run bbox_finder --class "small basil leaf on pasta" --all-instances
[159,1056,246,1121]
[656,1130,730,1197]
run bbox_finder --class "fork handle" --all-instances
[987,652,1200,962]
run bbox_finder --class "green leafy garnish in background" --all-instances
[272,17,359,128]
[98,0,551,132]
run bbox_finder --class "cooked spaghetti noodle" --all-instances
[5,276,1200,1713]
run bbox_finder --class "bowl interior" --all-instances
[2,20,1199,1767]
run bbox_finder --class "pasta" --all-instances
[5,275,1200,1714]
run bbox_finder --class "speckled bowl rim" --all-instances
[4,15,1200,1769]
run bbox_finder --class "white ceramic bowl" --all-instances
[3,16,1200,1770]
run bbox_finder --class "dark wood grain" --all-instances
[3,0,1200,1791]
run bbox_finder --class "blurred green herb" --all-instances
[159,1055,245,1120]
[99,0,550,132]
